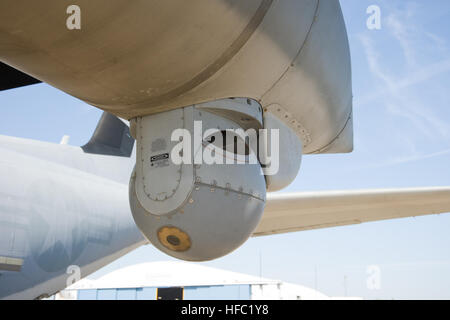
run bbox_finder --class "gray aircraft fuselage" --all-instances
[0,134,145,300]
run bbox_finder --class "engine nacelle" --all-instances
[129,99,267,261]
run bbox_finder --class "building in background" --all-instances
[52,261,361,300]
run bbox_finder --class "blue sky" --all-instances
[1,0,450,299]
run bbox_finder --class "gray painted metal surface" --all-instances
[130,101,267,261]
[0,133,145,300]
[0,0,352,154]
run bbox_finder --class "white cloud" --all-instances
[357,7,450,141]
[354,4,450,169]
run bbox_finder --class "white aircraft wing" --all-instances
[253,187,450,236]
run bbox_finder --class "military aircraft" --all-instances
[1,0,450,299]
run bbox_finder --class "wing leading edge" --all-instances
[253,187,450,236]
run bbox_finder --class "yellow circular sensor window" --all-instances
[157,226,191,252]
